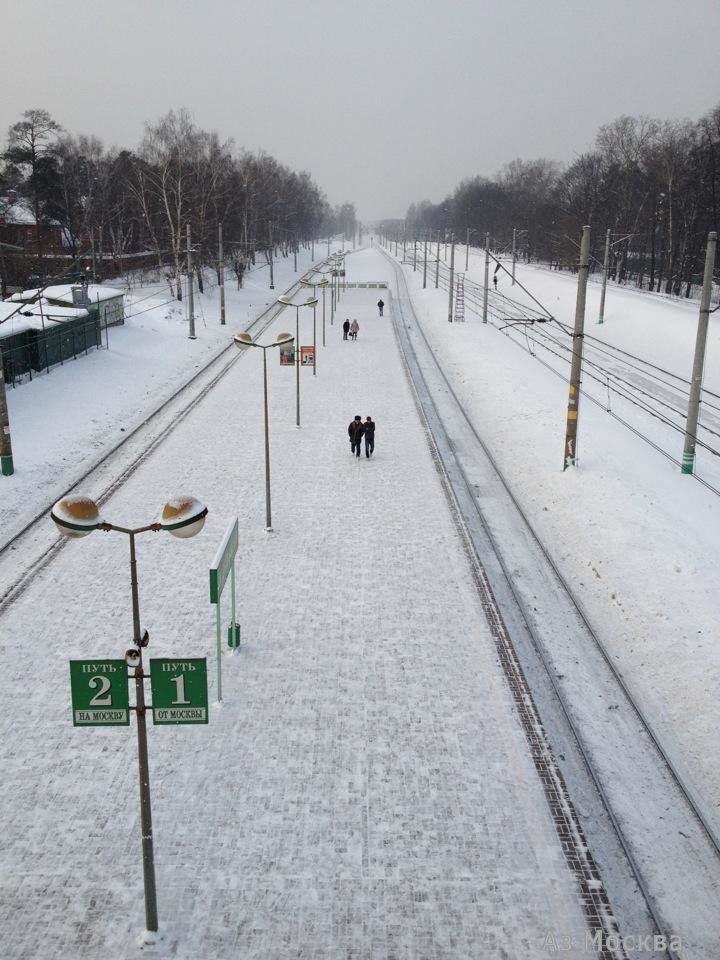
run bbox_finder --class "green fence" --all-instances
[1,315,103,386]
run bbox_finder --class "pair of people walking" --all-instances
[342,318,359,341]
[348,415,375,458]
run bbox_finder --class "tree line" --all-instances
[389,105,720,296]
[0,108,357,295]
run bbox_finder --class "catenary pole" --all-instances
[269,223,275,290]
[598,228,611,324]
[187,224,196,339]
[218,223,226,325]
[482,232,490,322]
[465,227,470,271]
[563,225,591,470]
[423,236,428,288]
[447,235,455,322]
[0,352,14,475]
[435,232,440,289]
[681,231,717,475]
[511,227,517,285]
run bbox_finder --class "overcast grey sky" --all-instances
[4,0,720,221]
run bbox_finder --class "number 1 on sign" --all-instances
[170,674,190,705]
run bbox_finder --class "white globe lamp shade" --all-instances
[51,495,103,538]
[160,496,208,538]
[234,332,253,350]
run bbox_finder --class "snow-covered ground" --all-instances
[375,241,720,831]
[0,245,336,542]
[0,272,607,958]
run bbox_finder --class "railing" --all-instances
[1,316,105,387]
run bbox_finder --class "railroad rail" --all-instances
[384,247,720,960]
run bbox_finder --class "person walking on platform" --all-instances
[348,415,364,457]
[350,319,359,340]
[343,318,350,340]
[363,416,375,458]
[377,298,384,317]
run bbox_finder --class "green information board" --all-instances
[69,660,130,726]
[150,658,208,724]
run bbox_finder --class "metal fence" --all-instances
[1,316,106,387]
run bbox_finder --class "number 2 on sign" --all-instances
[88,675,112,707]
[170,674,190,705]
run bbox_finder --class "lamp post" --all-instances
[233,331,294,528]
[301,277,329,357]
[277,295,318,427]
[309,267,334,327]
[50,492,208,937]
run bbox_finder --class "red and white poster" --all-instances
[300,346,315,366]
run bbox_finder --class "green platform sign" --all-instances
[150,658,208,724]
[69,659,130,726]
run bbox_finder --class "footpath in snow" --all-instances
[1,253,603,958]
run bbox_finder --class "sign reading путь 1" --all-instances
[69,660,130,726]
[150,658,208,724]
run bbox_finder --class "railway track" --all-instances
[0,267,323,614]
[383,247,720,960]
[422,254,720,465]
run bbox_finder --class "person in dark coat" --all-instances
[348,415,364,457]
[363,416,375,458]
[343,318,350,340]
[377,299,384,317]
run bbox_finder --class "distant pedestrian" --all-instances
[363,416,375,458]
[493,274,498,290]
[377,298,384,317]
[348,415,364,457]
[343,318,350,340]
[350,319,359,340]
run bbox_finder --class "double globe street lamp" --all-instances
[50,493,208,936]
[233,330,294,530]
[276,295,318,428]
[299,277,329,357]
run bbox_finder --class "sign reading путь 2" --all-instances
[150,658,208,724]
[69,659,130,726]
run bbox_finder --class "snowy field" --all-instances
[0,269,608,958]
[373,242,720,832]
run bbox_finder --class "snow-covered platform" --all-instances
[0,251,615,958]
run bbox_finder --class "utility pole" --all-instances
[482,232,490,322]
[681,231,717,475]
[465,227,470,272]
[447,236,455,322]
[563,225,591,470]
[293,243,297,273]
[598,228,611,324]
[0,351,14,475]
[187,224,196,340]
[413,240,417,272]
[218,223,226,326]
[311,237,314,261]
[423,236,428,289]
[435,233,440,289]
[511,227,517,285]
[269,223,275,290]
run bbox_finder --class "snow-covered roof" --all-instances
[0,199,36,225]
[11,284,124,305]
[0,298,89,336]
